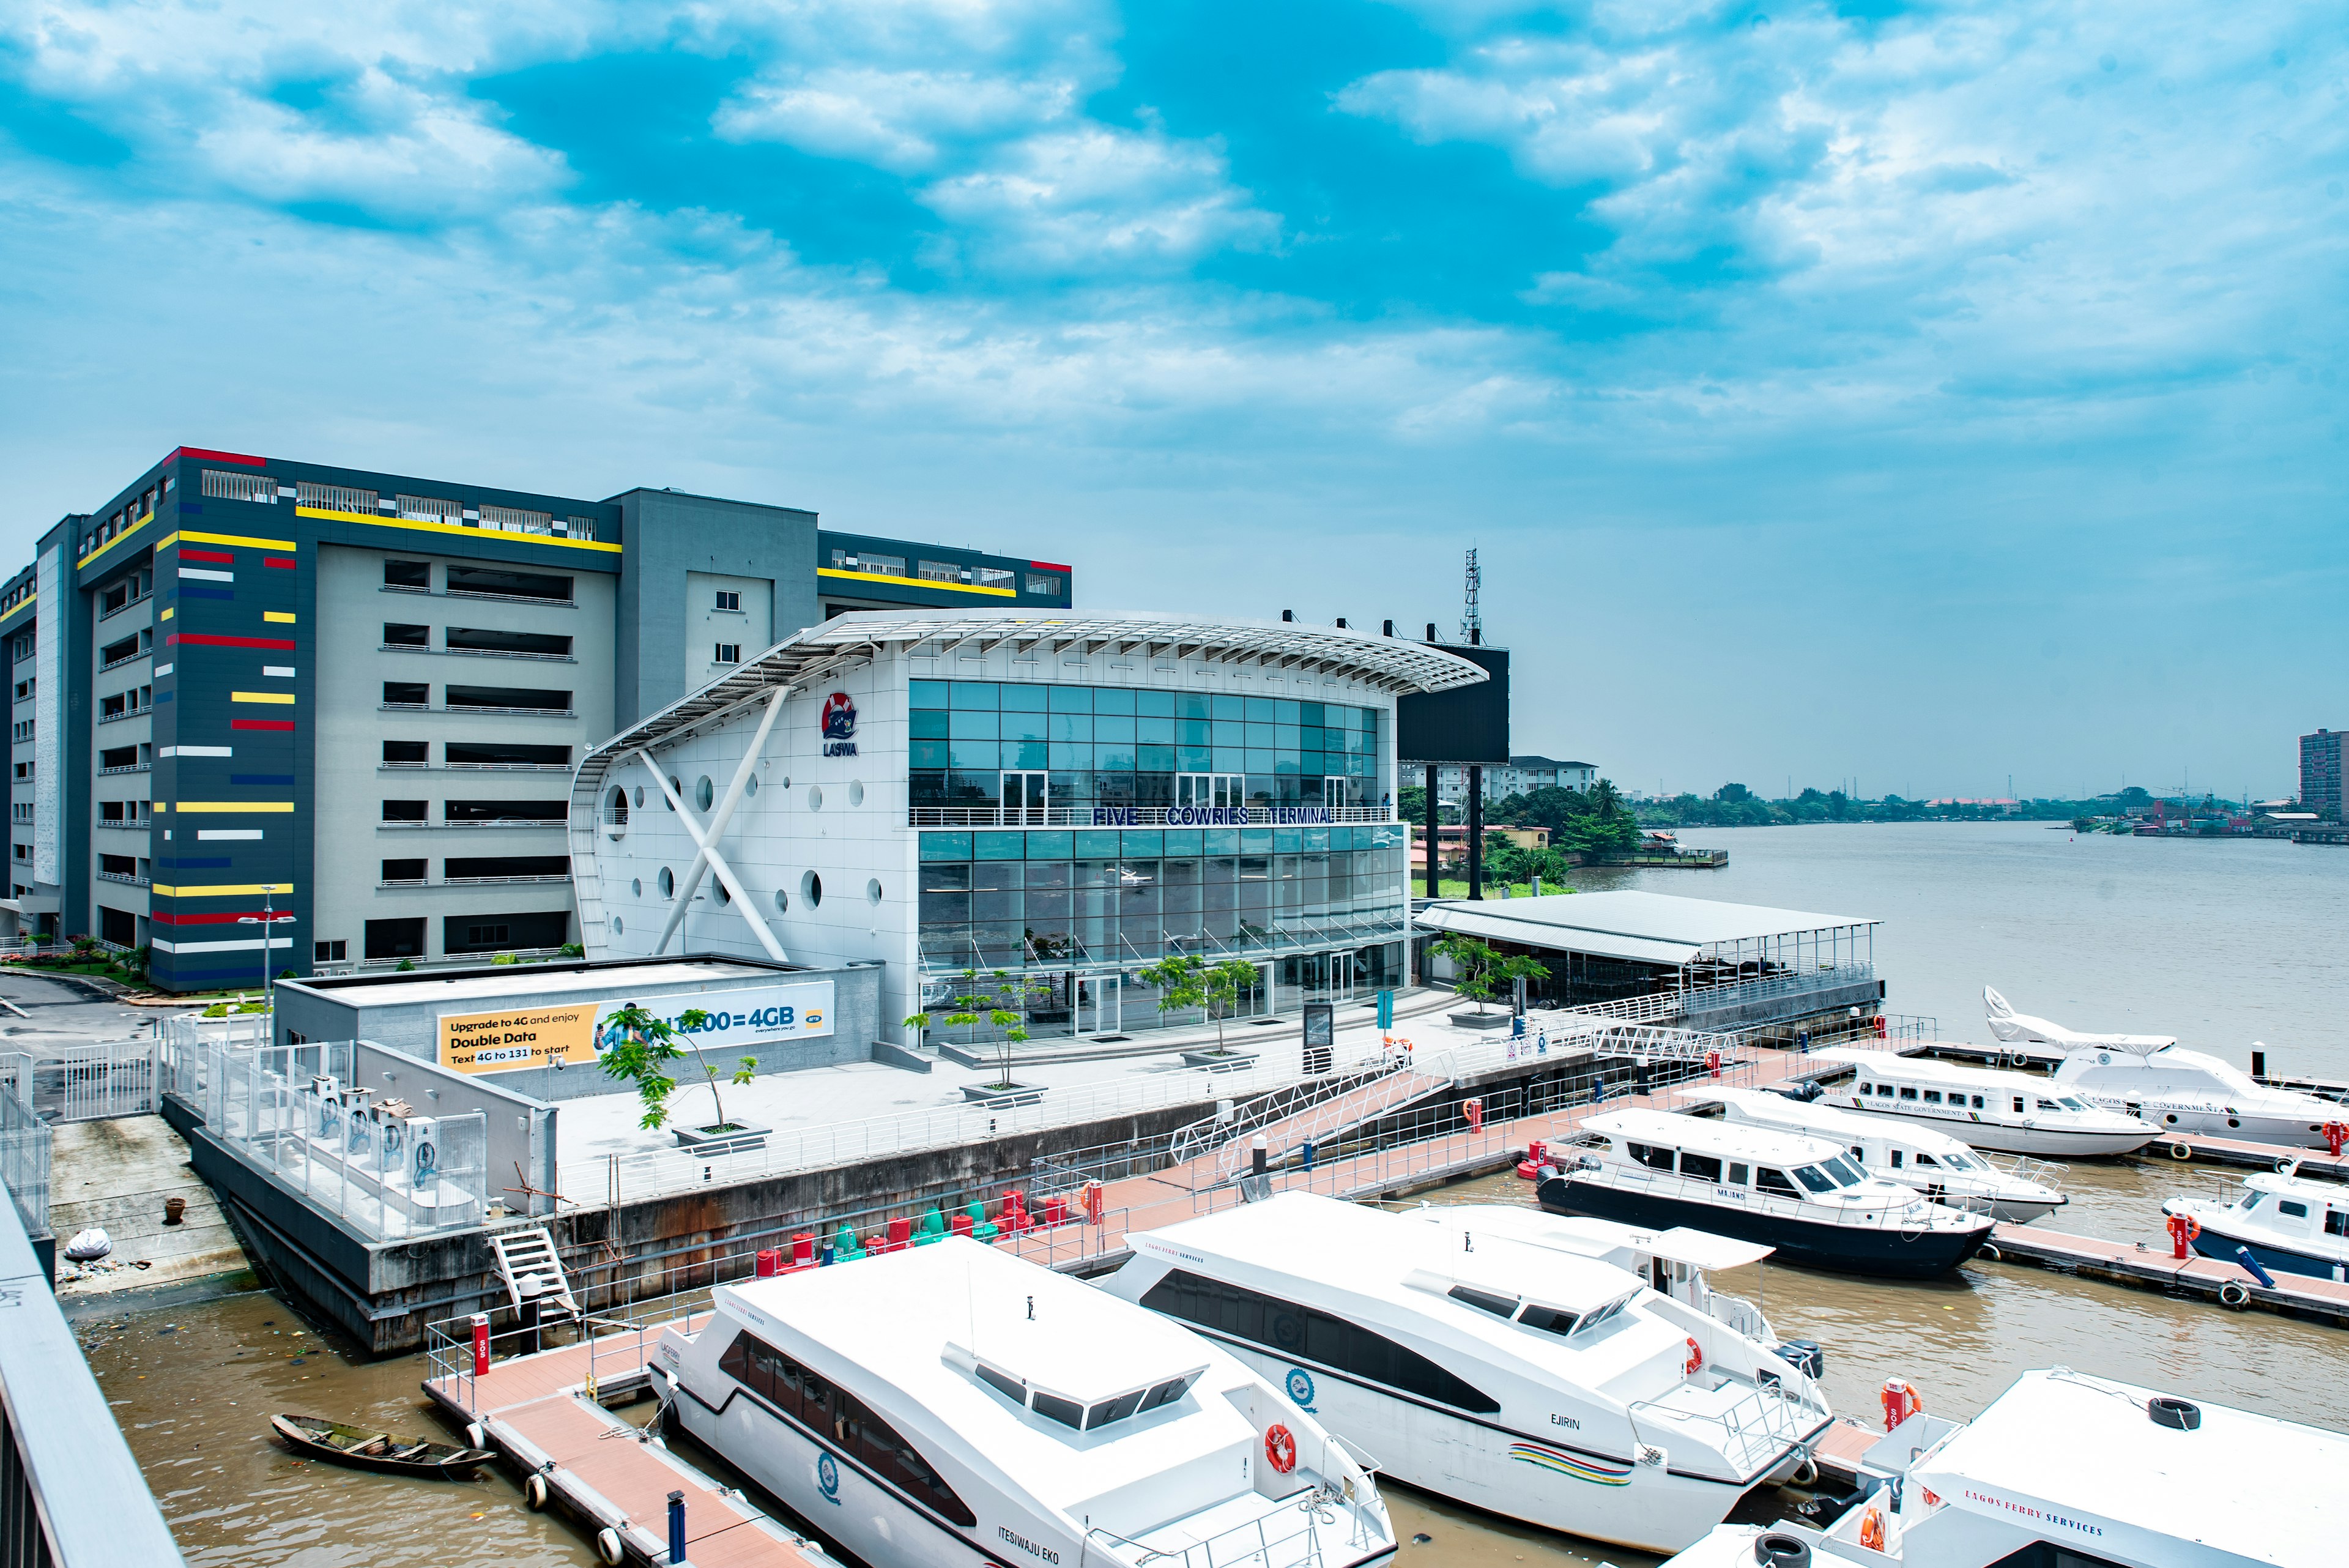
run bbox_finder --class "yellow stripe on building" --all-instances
[817,566,1017,597]
[77,512,152,570]
[230,691,295,705]
[174,801,295,813]
[160,608,174,621]
[293,505,622,553]
[0,591,33,625]
[263,611,295,624]
[180,529,297,552]
[153,883,300,898]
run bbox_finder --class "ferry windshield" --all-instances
[1821,1156,1866,1186]
[1943,1151,1986,1171]
[1792,1166,1835,1194]
[2059,1096,2091,1111]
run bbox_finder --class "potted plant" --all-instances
[598,1001,769,1151]
[951,970,1048,1104]
[1431,933,1510,1027]
[1140,953,1266,1069]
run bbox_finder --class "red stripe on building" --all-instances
[231,719,295,732]
[265,557,297,570]
[168,446,266,468]
[1030,560,1072,573]
[168,634,296,650]
[152,910,281,926]
[179,548,234,563]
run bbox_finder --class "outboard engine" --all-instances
[1779,1339,1825,1379]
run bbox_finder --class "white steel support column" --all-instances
[639,686,790,960]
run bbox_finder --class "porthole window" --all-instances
[658,867,675,899]
[633,786,645,809]
[745,775,758,797]
[801,871,823,908]
[612,916,623,936]
[631,877,642,896]
[695,775,714,812]
[807,787,824,811]
[848,781,866,808]
[717,880,732,905]
[774,889,789,914]
[665,777,680,811]
[866,877,883,904]
[777,776,790,791]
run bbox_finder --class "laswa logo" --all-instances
[816,1452,841,1503]
[1285,1368,1316,1410]
[821,691,858,756]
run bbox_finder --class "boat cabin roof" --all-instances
[1583,1108,1845,1166]
[1421,1204,1775,1272]
[2244,1170,2348,1205]
[1915,1369,2343,1566]
[1813,1047,2068,1093]
[1677,1087,1975,1155]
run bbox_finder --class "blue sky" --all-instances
[2,1,2343,800]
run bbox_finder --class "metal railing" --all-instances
[1630,1377,1825,1482]
[911,806,1398,828]
[1166,1055,1414,1170]
[21,1042,160,1123]
[1554,965,1877,1027]
[1,1170,187,1567]
[0,1055,50,1238]
[164,1026,489,1241]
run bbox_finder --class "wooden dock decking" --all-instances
[424,1325,830,1568]
[1986,1220,2349,1326]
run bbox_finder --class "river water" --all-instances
[83,825,2349,1567]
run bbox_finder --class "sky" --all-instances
[1,1,2343,803]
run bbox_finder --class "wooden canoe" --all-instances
[270,1413,493,1477]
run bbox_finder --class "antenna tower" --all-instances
[1460,549,1482,645]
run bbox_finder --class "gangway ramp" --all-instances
[488,1224,582,1322]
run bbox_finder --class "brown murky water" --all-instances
[87,824,2349,1564]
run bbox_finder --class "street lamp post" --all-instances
[235,885,291,1033]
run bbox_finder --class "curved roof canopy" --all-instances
[587,609,1491,764]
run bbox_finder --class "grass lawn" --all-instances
[1416,879,1573,899]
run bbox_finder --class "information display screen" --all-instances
[1398,644,1510,764]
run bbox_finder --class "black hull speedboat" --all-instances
[1536,1173,1991,1280]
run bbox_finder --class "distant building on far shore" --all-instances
[1433,754,1596,803]
[2300,730,2342,820]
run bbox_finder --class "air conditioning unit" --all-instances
[401,1117,442,1190]
[309,1075,341,1141]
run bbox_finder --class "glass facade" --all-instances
[907,680,1387,816]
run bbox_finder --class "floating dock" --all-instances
[424,1326,830,1568]
[1986,1221,2349,1328]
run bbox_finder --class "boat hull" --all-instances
[1210,1337,1770,1555]
[269,1414,489,1478]
[1921,1188,2065,1225]
[2113,1104,2336,1148]
[1535,1176,1989,1279]
[2187,1225,2349,1281]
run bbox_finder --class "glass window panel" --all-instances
[911,740,951,770]
[1244,721,1275,747]
[1244,696,1275,721]
[1209,718,1244,748]
[1050,742,1094,770]
[1004,738,1048,768]
[1048,685,1094,712]
[1001,710,1049,742]
[1163,828,1203,855]
[1137,744,1176,772]
[1274,699,1301,723]
[1026,830,1073,860]
[1274,723,1302,749]
[1096,743,1138,771]
[1177,745,1212,772]
[1137,715,1176,744]
[971,885,1021,921]
[1204,827,1241,855]
[948,770,998,801]
[1177,692,1210,719]
[949,739,1001,770]
[919,890,971,924]
[1073,858,1119,888]
[908,710,950,740]
[950,682,998,709]
[974,831,1027,861]
[1023,858,1072,889]
[910,679,949,707]
[1093,687,1136,715]
[1094,715,1137,744]
[1241,827,1274,851]
[1176,717,1210,745]
[1000,683,1047,712]
[1048,713,1093,743]
[1210,694,1244,720]
[1120,830,1165,856]
[948,709,998,740]
[1245,749,1277,772]
[921,832,972,861]
[920,862,972,891]
[1301,827,1330,852]
[1136,689,1174,716]
[1074,829,1122,858]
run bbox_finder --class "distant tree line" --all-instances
[1630,782,2235,828]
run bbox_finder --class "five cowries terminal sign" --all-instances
[437,982,837,1075]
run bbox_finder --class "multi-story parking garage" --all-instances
[571,612,1488,1041]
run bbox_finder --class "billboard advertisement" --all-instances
[437,981,837,1076]
[1398,644,1510,764]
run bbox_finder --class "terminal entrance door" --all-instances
[1077,975,1121,1036]
[1000,771,1048,825]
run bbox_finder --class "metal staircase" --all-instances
[486,1225,581,1321]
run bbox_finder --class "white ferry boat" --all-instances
[2163,1171,2349,1282]
[1679,1086,2068,1223]
[1987,986,2347,1146]
[1101,1192,1833,1556]
[1660,1366,2345,1568]
[1538,1109,1993,1277]
[1811,1047,2159,1157]
[1403,1203,1827,1381]
[659,1236,1397,1568]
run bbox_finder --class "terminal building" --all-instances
[569,612,1486,1040]
[0,446,1072,990]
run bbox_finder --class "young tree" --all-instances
[1138,953,1263,1053]
[598,1002,757,1131]
[1430,932,1501,1013]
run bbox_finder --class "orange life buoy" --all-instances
[1264,1423,1297,1475]
[1858,1506,1886,1551]
[1683,1336,1704,1377]
[1880,1378,1923,1430]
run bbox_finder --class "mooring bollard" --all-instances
[1252,1134,1269,1175]
[668,1488,686,1564]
